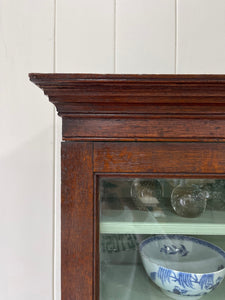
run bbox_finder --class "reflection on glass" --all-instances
[99,178,225,300]
[206,180,225,211]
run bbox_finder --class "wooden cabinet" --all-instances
[30,74,225,300]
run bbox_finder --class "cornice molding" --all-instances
[29,74,225,108]
[29,74,225,141]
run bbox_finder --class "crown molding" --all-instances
[29,74,225,141]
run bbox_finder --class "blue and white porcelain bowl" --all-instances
[139,235,225,300]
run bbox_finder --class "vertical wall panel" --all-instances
[116,0,176,73]
[0,1,54,299]
[56,0,115,73]
[177,0,225,73]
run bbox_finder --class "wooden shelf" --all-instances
[100,209,225,235]
[101,263,225,300]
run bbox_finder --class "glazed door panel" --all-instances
[99,177,225,300]
[94,142,225,300]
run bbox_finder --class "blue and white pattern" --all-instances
[160,244,189,256]
[140,235,225,299]
[156,267,215,290]
[172,286,206,297]
[150,266,224,296]
[140,235,225,259]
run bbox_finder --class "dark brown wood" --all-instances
[93,174,100,300]
[29,74,225,300]
[94,142,225,174]
[61,142,94,300]
[29,74,225,141]
[29,74,225,104]
[56,103,225,115]
[63,116,225,141]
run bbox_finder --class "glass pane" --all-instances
[99,178,225,300]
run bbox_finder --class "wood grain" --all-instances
[61,142,94,300]
[63,116,225,141]
[29,74,225,105]
[94,142,225,174]
[29,74,225,141]
[55,103,225,116]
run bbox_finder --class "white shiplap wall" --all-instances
[116,0,176,73]
[0,0,54,300]
[177,0,225,74]
[1,1,225,299]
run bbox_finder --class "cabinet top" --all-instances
[30,73,225,82]
[29,73,225,108]
[29,74,225,141]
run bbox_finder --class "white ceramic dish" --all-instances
[139,235,225,300]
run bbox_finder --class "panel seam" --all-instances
[114,0,117,73]
[53,0,57,299]
[175,0,178,74]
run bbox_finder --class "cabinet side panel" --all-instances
[61,142,94,300]
[94,142,225,174]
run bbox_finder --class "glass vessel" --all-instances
[171,179,209,218]
[130,179,162,211]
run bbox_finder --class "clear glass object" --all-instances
[130,179,162,211]
[171,179,209,218]
[99,177,225,300]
